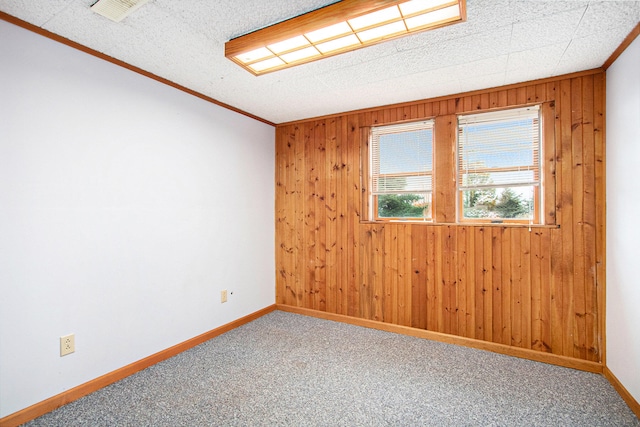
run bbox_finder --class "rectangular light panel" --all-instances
[226,0,466,75]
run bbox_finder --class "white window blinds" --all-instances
[457,106,540,190]
[370,120,434,195]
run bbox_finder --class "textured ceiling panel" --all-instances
[1,0,639,124]
[0,0,74,26]
[575,1,640,38]
[510,6,587,52]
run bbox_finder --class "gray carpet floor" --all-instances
[26,311,639,426]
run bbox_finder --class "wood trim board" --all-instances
[603,366,640,419]
[5,306,639,426]
[0,305,277,427]
[602,22,640,70]
[0,11,275,127]
[277,304,603,373]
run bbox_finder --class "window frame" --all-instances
[367,119,435,222]
[362,102,554,226]
[456,105,543,225]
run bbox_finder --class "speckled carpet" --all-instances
[26,311,639,426]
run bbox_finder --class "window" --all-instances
[365,105,548,225]
[457,106,541,223]
[369,120,434,220]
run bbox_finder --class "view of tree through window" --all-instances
[377,193,431,218]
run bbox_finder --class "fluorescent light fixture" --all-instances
[249,57,286,73]
[268,35,310,54]
[348,6,401,30]
[306,22,352,43]
[357,20,407,42]
[399,0,452,15]
[236,47,272,63]
[405,4,461,29]
[280,46,321,63]
[316,34,361,54]
[225,0,466,76]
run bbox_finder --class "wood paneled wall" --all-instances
[275,70,605,363]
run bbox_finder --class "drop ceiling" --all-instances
[1,0,638,124]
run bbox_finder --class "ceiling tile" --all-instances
[507,41,569,72]
[1,0,639,123]
[509,0,589,23]
[556,25,636,73]
[510,6,587,52]
[575,1,640,38]
[0,0,74,26]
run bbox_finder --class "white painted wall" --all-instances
[606,35,640,404]
[0,20,275,417]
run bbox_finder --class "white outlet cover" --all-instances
[60,333,75,356]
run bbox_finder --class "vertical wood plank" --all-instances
[501,227,512,346]
[275,126,289,304]
[497,90,508,108]
[593,72,605,363]
[360,227,373,320]
[412,225,427,329]
[404,224,414,326]
[560,78,575,357]
[435,227,444,332]
[571,77,586,359]
[335,117,346,314]
[463,95,472,113]
[465,226,476,338]
[398,225,407,325]
[581,74,598,361]
[304,123,316,309]
[474,227,486,340]
[442,226,457,335]
[285,125,299,306]
[293,124,306,307]
[373,225,384,322]
[479,93,490,110]
[399,224,409,325]
[383,224,393,323]
[315,121,327,312]
[516,86,528,105]
[540,229,552,352]
[347,115,360,318]
[507,88,518,106]
[483,227,493,342]
[521,229,532,349]
[547,81,563,355]
[390,225,399,324]
[531,229,543,350]
[457,226,468,336]
[492,227,503,343]
[326,118,338,314]
[510,228,522,347]
[489,91,499,109]
[471,94,481,111]
[426,225,438,331]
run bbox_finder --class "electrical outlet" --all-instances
[60,334,75,356]
[221,290,228,303]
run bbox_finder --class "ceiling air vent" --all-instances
[90,0,150,22]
